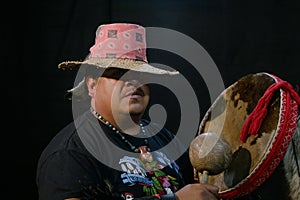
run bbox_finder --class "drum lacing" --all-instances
[240,79,300,143]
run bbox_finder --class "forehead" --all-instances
[85,67,154,85]
[98,67,151,82]
[101,68,129,79]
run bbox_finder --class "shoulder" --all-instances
[38,121,79,160]
[38,111,100,161]
[37,113,98,173]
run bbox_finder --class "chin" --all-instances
[129,110,144,116]
[128,107,145,116]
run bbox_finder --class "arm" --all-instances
[37,150,110,200]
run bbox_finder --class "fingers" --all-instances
[175,183,219,200]
[201,184,219,198]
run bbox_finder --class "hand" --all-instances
[175,183,219,200]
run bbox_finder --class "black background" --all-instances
[3,0,300,199]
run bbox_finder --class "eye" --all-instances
[102,68,128,79]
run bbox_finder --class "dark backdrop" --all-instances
[4,0,300,199]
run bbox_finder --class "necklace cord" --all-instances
[90,107,149,153]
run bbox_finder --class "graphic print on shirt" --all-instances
[121,192,135,200]
[119,151,180,197]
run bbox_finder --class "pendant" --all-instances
[139,146,153,163]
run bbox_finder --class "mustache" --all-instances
[124,87,145,97]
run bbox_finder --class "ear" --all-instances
[86,76,97,97]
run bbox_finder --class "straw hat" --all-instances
[58,23,179,76]
[60,23,179,99]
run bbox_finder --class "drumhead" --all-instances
[194,72,298,199]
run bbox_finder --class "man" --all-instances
[36,23,219,200]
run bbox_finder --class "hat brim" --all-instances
[58,58,179,76]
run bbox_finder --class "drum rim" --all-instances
[197,72,298,199]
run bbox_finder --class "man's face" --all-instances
[93,69,150,118]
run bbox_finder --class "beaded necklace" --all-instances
[90,107,150,154]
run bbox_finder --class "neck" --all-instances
[91,106,142,136]
[114,114,142,135]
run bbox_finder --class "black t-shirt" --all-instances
[36,110,194,200]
